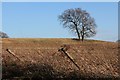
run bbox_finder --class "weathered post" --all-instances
[58,45,80,70]
[6,49,23,61]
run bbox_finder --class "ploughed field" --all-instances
[1,38,119,79]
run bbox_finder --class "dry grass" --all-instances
[2,38,119,79]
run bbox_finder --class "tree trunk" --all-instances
[76,28,80,40]
[74,22,80,40]
[81,26,85,41]
[82,35,84,41]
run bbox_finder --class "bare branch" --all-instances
[58,8,97,41]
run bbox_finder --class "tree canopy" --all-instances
[0,31,9,38]
[58,8,97,41]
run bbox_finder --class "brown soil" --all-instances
[1,38,119,79]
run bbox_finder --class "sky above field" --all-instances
[2,2,118,42]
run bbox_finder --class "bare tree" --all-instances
[0,31,9,38]
[58,8,97,41]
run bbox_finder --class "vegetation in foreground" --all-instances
[2,38,119,79]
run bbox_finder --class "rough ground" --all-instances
[1,38,120,79]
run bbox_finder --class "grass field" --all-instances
[2,38,119,79]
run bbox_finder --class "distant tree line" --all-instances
[58,8,97,41]
[0,31,9,38]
